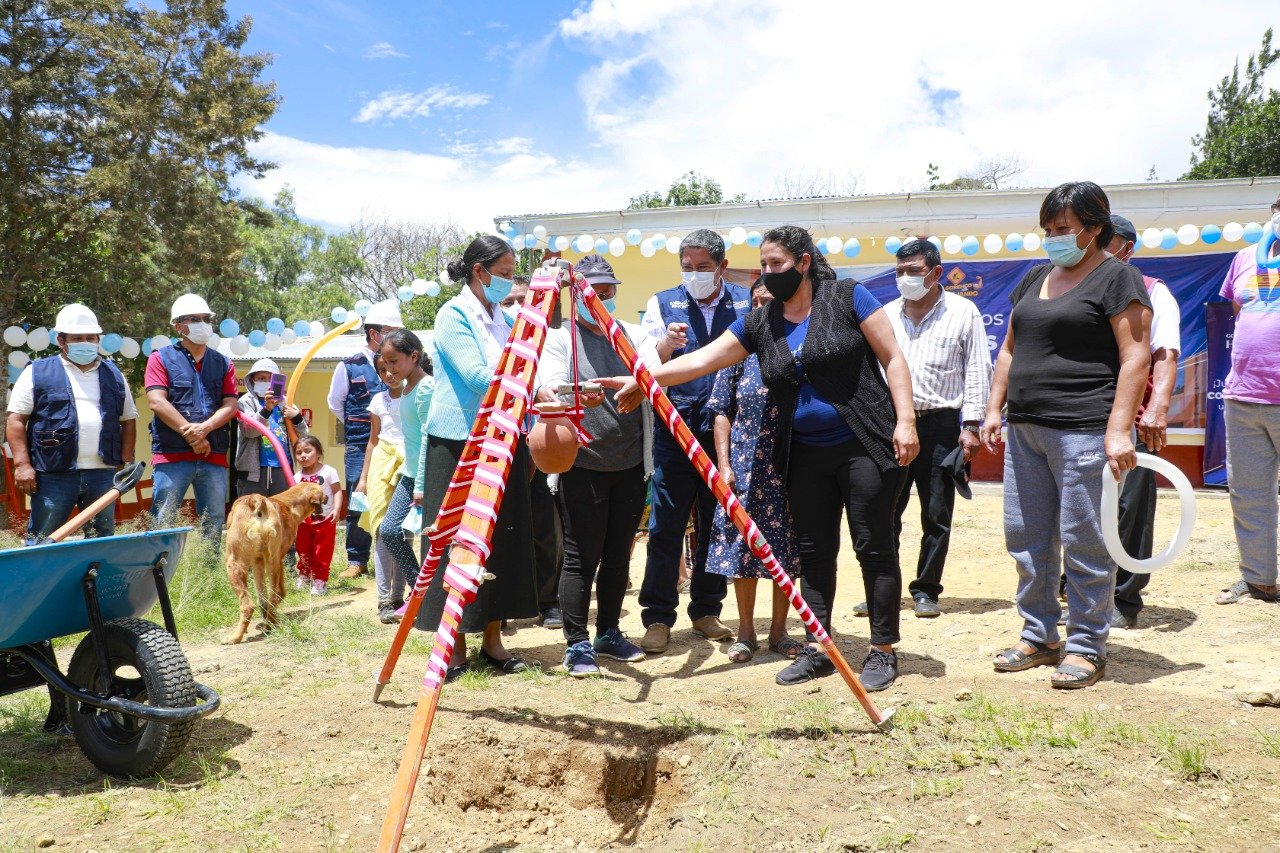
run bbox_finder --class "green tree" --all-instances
[1183,28,1280,180]
[0,0,278,344]
[627,171,745,209]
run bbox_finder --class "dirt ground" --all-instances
[3,484,1280,852]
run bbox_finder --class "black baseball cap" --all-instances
[1110,214,1138,245]
[576,253,620,287]
[941,445,972,500]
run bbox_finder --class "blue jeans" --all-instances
[26,468,117,544]
[151,459,228,540]
[639,429,726,628]
[1003,423,1115,658]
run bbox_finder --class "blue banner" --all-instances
[1203,302,1235,487]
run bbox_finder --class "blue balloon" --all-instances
[1243,222,1264,244]
[546,235,559,252]
[331,306,348,323]
[142,338,153,357]
[626,228,643,246]
[1005,234,1024,252]
[293,320,311,337]
[746,231,763,248]
[885,236,902,255]
[840,239,860,258]
[266,317,285,335]
[100,333,123,354]
[219,318,240,338]
[594,238,609,254]
[397,285,414,303]
[1200,224,1222,245]
[961,236,980,256]
[248,329,266,347]
[1159,229,1178,250]
[651,235,667,250]
[500,222,516,237]
[1258,230,1280,270]
[8,365,22,385]
[425,281,441,297]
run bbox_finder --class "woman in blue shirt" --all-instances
[610,226,918,692]
[414,236,538,681]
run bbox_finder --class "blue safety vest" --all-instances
[27,355,126,472]
[149,344,231,456]
[654,282,751,432]
[340,352,386,449]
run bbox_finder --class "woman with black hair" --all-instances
[414,235,538,681]
[610,225,919,691]
[981,181,1151,690]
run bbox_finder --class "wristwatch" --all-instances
[961,424,980,434]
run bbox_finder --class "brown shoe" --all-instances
[338,563,367,579]
[640,623,670,654]
[691,616,733,641]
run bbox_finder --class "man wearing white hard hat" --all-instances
[144,293,238,539]
[233,357,308,499]
[5,304,138,542]
[326,298,402,578]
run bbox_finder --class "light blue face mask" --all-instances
[577,297,616,325]
[66,342,100,366]
[1043,232,1088,268]
[482,273,514,304]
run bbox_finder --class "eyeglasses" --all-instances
[175,315,213,325]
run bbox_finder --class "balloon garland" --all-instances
[285,314,361,407]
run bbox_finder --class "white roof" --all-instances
[217,330,434,370]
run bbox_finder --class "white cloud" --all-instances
[363,41,407,60]
[354,86,491,123]
[252,1,1279,233]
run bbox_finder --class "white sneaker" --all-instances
[295,576,307,591]
[310,579,327,596]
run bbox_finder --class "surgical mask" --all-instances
[577,297,616,325]
[184,321,213,345]
[66,343,99,366]
[761,265,803,301]
[1043,233,1087,268]
[681,270,719,300]
[896,274,929,301]
[482,273,514,304]
[253,381,270,396]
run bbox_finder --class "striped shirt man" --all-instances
[885,289,992,422]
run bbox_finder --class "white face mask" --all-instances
[896,274,930,301]
[252,381,270,396]
[681,270,719,300]
[184,321,213,345]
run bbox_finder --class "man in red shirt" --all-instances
[145,293,238,539]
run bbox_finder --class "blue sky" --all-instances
[228,1,1280,233]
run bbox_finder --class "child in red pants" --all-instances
[294,436,344,595]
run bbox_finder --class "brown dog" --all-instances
[222,482,325,644]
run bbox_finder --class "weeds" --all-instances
[1256,727,1280,759]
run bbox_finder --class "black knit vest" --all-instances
[743,278,898,477]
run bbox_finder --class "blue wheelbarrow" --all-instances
[0,463,220,778]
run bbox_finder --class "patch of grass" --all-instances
[656,708,716,735]
[909,776,963,800]
[874,831,915,850]
[1255,727,1280,759]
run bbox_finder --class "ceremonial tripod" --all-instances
[376,260,894,851]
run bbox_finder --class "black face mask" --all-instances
[761,265,802,301]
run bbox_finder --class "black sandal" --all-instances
[993,639,1061,673]
[479,649,529,674]
[1051,653,1105,690]
[1216,579,1280,604]
[443,661,471,684]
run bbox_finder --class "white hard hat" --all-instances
[53,303,103,335]
[364,300,403,328]
[170,293,215,322]
[249,358,280,376]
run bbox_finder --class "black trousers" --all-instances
[557,464,648,646]
[788,439,908,646]
[892,409,961,601]
[1114,440,1156,617]
[530,471,564,612]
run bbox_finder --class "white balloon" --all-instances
[1223,222,1244,242]
[1101,453,1196,574]
[983,234,1003,254]
[8,350,30,369]
[3,326,25,347]
[206,333,222,351]
[26,327,50,351]
[554,235,570,252]
[152,334,172,351]
[827,237,844,254]
[229,335,250,356]
[943,235,963,255]
[728,226,747,245]
[281,329,298,345]
[574,234,593,253]
[411,278,429,296]
[1023,233,1041,251]
[609,238,626,257]
[1140,227,1161,250]
[1177,224,1199,246]
[119,337,140,359]
[640,240,657,258]
[533,224,547,240]
[264,333,283,351]
[309,321,325,338]
[666,236,681,255]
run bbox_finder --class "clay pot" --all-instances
[529,403,579,474]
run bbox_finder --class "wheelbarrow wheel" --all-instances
[67,618,196,779]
